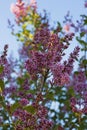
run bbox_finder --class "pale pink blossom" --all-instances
[10,3,17,13]
[10,3,21,18]
[63,24,70,32]
[30,0,37,10]
[10,0,27,19]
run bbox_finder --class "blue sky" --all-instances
[0,0,86,58]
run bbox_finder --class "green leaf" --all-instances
[68,87,75,96]
[16,33,21,37]
[84,19,87,25]
[46,92,54,100]
[80,32,85,37]
[82,59,87,65]
[76,37,87,46]
[17,77,24,85]
[81,47,87,51]
[24,105,36,114]
[0,65,4,74]
[57,22,62,31]
[0,95,3,101]
[0,79,4,90]
[27,89,36,94]
[2,123,11,128]
[74,71,79,75]
[10,102,20,114]
[22,23,28,29]
[53,125,59,130]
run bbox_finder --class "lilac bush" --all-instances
[0,0,87,130]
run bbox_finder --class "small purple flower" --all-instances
[26,93,33,98]
[84,1,87,8]
[20,98,29,106]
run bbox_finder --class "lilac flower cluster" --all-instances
[63,11,87,34]
[64,46,80,74]
[13,93,53,130]
[10,0,37,24]
[63,8,87,115]
[25,25,79,86]
[0,45,11,79]
[34,24,50,46]
[70,69,87,114]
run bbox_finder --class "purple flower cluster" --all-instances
[34,25,50,46]
[0,45,12,81]
[64,46,80,74]
[63,11,87,34]
[20,98,29,106]
[70,70,87,114]
[51,63,70,86]
[25,25,79,86]
[13,93,53,130]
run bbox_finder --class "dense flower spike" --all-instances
[70,69,87,114]
[33,25,50,46]
[10,0,27,19]
[25,24,78,87]
[0,45,11,79]
[64,46,80,74]
[10,0,38,23]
